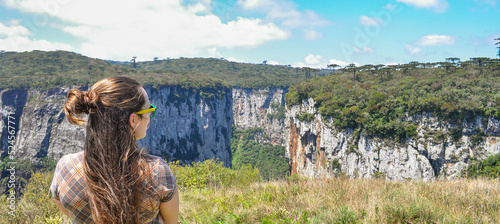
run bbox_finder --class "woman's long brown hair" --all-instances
[64,77,153,223]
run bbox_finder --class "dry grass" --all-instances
[179,177,500,223]
[1,172,499,223]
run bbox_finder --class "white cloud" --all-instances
[416,34,456,46]
[238,0,266,9]
[238,0,331,28]
[207,47,222,58]
[0,20,72,52]
[397,0,449,12]
[187,2,211,14]
[405,44,422,55]
[2,0,290,61]
[267,60,280,65]
[0,20,30,37]
[303,29,322,40]
[359,16,384,26]
[384,4,398,10]
[384,62,399,66]
[327,59,356,68]
[305,54,322,65]
[292,54,356,69]
[226,56,246,63]
[353,46,375,54]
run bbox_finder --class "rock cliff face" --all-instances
[286,98,500,180]
[139,86,233,165]
[1,89,28,158]
[4,85,499,180]
[0,86,233,165]
[232,88,287,145]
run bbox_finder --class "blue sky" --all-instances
[0,0,498,68]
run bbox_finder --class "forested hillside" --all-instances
[131,57,310,88]
[0,51,226,90]
[230,127,289,180]
[286,59,500,141]
[0,50,314,89]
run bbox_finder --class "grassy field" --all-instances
[1,161,499,223]
[179,177,500,223]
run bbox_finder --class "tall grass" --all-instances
[178,176,500,223]
[1,160,499,223]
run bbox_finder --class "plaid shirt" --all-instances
[50,151,176,224]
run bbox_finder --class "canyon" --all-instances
[1,85,499,180]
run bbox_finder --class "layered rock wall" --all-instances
[232,88,287,145]
[0,86,233,165]
[285,98,500,180]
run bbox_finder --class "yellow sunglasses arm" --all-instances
[135,108,155,115]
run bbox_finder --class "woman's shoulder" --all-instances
[57,151,84,166]
[143,154,169,168]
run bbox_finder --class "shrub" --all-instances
[295,112,315,122]
[464,153,500,178]
[169,159,261,190]
[231,127,290,180]
[0,171,70,223]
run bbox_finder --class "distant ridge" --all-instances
[0,50,313,89]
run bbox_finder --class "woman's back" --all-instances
[51,151,176,223]
[54,77,178,223]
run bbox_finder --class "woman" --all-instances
[50,77,178,223]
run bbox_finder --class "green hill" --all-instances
[0,50,314,89]
[286,59,500,141]
[131,57,308,88]
[0,50,227,90]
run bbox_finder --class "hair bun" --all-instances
[83,91,98,114]
[64,89,97,126]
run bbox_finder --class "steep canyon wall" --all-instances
[285,98,500,180]
[0,86,233,165]
[2,86,498,180]
[232,88,288,145]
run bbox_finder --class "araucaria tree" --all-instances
[347,63,358,81]
[131,56,137,68]
[496,37,500,58]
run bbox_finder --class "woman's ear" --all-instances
[129,113,136,129]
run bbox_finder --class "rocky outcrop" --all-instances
[232,88,287,145]
[285,98,500,180]
[14,88,84,160]
[0,86,233,166]
[1,89,28,158]
[139,86,233,165]
[5,84,498,180]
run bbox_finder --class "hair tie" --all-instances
[84,91,97,114]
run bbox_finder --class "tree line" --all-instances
[287,57,500,142]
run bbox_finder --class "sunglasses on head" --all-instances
[135,104,156,118]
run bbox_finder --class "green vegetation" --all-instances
[168,159,261,190]
[0,171,66,223]
[0,50,317,90]
[2,165,500,223]
[465,153,500,178]
[132,57,311,88]
[0,50,134,89]
[0,50,228,90]
[295,112,315,123]
[0,156,57,196]
[286,58,500,141]
[231,127,290,180]
[267,103,286,123]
